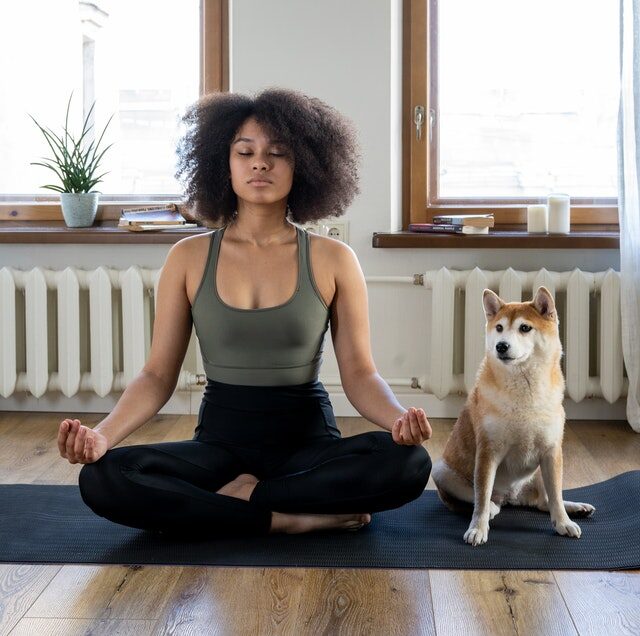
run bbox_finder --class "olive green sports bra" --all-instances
[190,224,331,386]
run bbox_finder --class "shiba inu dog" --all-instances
[432,286,595,546]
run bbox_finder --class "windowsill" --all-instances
[0,220,620,249]
[372,225,620,249]
[0,220,213,244]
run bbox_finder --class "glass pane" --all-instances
[437,0,619,199]
[0,0,199,197]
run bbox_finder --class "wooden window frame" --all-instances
[0,0,228,223]
[402,0,619,230]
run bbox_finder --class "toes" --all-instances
[554,519,582,538]
[464,525,489,546]
[564,501,596,518]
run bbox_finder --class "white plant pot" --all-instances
[60,192,100,227]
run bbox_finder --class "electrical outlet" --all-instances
[304,224,320,235]
[319,221,349,244]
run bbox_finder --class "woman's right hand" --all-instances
[58,419,109,464]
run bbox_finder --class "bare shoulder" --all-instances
[169,231,214,265]
[169,232,216,305]
[173,231,214,251]
[307,231,358,273]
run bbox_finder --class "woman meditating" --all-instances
[58,87,433,537]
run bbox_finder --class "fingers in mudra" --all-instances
[392,407,432,445]
[58,418,103,464]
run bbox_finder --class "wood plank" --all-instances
[430,570,577,636]
[560,422,610,488]
[567,420,640,475]
[554,571,640,636]
[294,568,435,635]
[0,565,60,635]
[8,618,155,636]
[155,566,305,635]
[25,565,182,619]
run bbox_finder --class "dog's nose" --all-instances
[496,341,510,354]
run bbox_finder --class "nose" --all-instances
[496,341,510,355]
[252,156,269,171]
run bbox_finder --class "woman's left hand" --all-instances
[391,407,432,445]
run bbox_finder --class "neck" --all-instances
[228,201,293,246]
[485,349,563,391]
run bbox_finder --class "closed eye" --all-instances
[236,151,286,156]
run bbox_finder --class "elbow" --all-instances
[341,367,378,392]
[142,368,177,399]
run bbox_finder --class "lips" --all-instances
[248,178,272,184]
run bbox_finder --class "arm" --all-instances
[92,239,194,449]
[328,241,407,431]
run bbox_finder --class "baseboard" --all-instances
[1,388,628,422]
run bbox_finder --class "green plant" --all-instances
[28,91,115,193]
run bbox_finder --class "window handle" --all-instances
[414,105,425,141]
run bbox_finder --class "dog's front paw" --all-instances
[563,501,595,517]
[553,518,582,538]
[464,523,489,546]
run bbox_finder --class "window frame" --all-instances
[402,0,619,229]
[0,0,228,222]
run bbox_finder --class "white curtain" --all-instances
[618,0,640,431]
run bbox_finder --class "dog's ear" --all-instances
[532,286,557,320]
[483,289,504,319]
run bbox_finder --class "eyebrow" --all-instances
[232,137,286,145]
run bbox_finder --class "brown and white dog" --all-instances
[431,286,595,546]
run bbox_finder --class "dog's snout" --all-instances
[496,341,510,354]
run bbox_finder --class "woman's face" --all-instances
[229,117,294,207]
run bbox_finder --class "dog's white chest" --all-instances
[481,413,563,479]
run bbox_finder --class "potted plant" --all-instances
[29,91,115,227]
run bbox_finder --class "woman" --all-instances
[58,88,433,537]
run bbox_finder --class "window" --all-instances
[0,0,227,204]
[403,0,620,226]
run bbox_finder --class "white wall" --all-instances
[1,0,625,421]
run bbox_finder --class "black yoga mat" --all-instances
[1,472,638,570]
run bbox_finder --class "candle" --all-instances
[527,204,548,233]
[547,193,570,233]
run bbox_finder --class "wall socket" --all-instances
[303,221,349,244]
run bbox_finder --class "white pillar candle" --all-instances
[547,193,571,233]
[527,204,548,233]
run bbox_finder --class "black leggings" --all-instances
[78,379,432,536]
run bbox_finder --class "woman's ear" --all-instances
[483,289,504,319]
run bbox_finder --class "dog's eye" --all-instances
[520,324,532,333]
[496,324,503,333]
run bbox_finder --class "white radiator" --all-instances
[0,265,628,404]
[418,267,627,403]
[0,265,201,398]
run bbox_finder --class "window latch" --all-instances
[414,105,425,141]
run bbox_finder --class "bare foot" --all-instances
[215,474,373,534]
[270,512,372,534]
[215,473,259,501]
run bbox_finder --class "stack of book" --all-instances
[118,204,199,232]
[408,213,494,235]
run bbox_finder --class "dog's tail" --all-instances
[436,488,474,517]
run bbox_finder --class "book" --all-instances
[408,223,489,235]
[432,213,494,228]
[118,204,188,228]
[124,223,199,232]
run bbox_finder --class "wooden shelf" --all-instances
[372,225,620,249]
[0,220,214,244]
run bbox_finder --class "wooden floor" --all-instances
[0,412,638,636]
